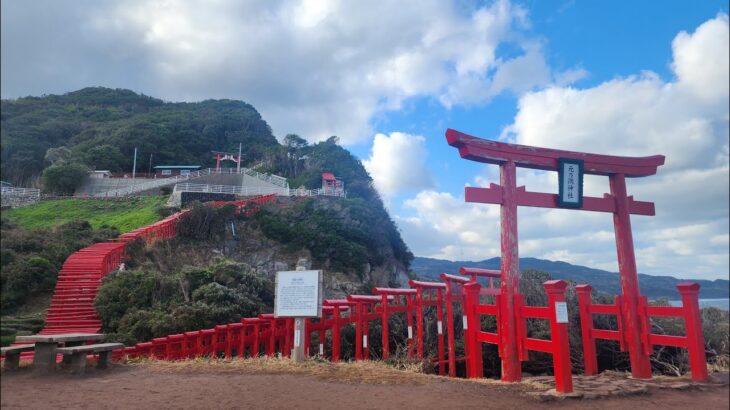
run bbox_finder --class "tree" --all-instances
[44,146,71,165]
[284,134,308,150]
[283,134,309,176]
[41,162,89,194]
[84,144,125,171]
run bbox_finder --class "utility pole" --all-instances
[237,142,242,173]
[148,153,153,176]
[132,147,137,180]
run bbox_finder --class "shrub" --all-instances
[95,258,274,344]
[41,162,89,194]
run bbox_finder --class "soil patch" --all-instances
[1,360,728,409]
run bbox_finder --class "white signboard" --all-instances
[274,270,323,317]
[555,301,569,324]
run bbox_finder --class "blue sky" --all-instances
[2,0,728,280]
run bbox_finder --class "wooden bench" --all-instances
[56,343,124,374]
[1,345,35,370]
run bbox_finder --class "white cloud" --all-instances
[362,132,435,199]
[399,15,729,280]
[1,0,553,144]
[399,190,501,260]
[672,13,730,102]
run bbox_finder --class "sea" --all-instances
[668,298,729,311]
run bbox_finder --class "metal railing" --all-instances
[242,168,289,189]
[92,167,291,198]
[94,169,213,197]
[174,183,288,197]
[1,187,41,208]
[1,187,41,197]
[173,183,346,198]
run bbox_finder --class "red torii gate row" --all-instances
[110,268,577,390]
[109,265,707,393]
[446,128,708,383]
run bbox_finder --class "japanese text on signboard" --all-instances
[274,270,322,317]
[557,158,584,208]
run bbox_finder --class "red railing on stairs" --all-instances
[5,194,276,361]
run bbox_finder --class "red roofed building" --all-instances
[322,172,344,195]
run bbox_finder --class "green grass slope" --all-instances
[2,196,167,233]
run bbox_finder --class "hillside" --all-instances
[1,87,277,186]
[93,196,411,344]
[0,88,413,321]
[412,256,730,300]
[2,196,167,233]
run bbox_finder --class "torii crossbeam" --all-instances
[446,128,665,381]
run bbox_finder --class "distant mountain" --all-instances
[411,256,729,300]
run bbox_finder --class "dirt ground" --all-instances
[1,360,728,410]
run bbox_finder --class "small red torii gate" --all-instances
[212,151,242,173]
[446,128,667,381]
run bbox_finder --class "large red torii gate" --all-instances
[446,128,665,381]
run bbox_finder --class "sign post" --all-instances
[274,269,323,362]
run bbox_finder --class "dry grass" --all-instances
[125,356,545,394]
[126,357,436,385]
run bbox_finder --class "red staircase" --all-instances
[40,242,126,335]
[5,195,276,361]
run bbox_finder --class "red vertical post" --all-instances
[444,281,457,377]
[267,321,276,357]
[381,294,390,360]
[610,173,652,379]
[225,326,233,358]
[416,287,424,359]
[364,305,370,360]
[575,284,598,375]
[500,160,521,382]
[463,282,482,378]
[544,280,573,393]
[252,323,260,357]
[355,303,363,361]
[677,283,708,382]
[318,324,325,357]
[238,326,247,359]
[406,296,415,359]
[461,286,472,375]
[436,289,445,376]
[332,306,341,362]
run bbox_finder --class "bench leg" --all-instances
[3,353,20,371]
[33,342,57,374]
[97,351,111,369]
[69,353,86,375]
[62,341,84,365]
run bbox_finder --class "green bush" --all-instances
[95,258,274,345]
[255,199,386,276]
[41,162,89,194]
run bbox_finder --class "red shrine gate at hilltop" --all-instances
[446,128,708,383]
[212,150,242,173]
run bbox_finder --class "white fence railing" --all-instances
[242,168,289,189]
[1,187,41,208]
[174,183,289,197]
[93,167,290,198]
[1,187,41,197]
[94,169,213,197]
[173,183,346,198]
